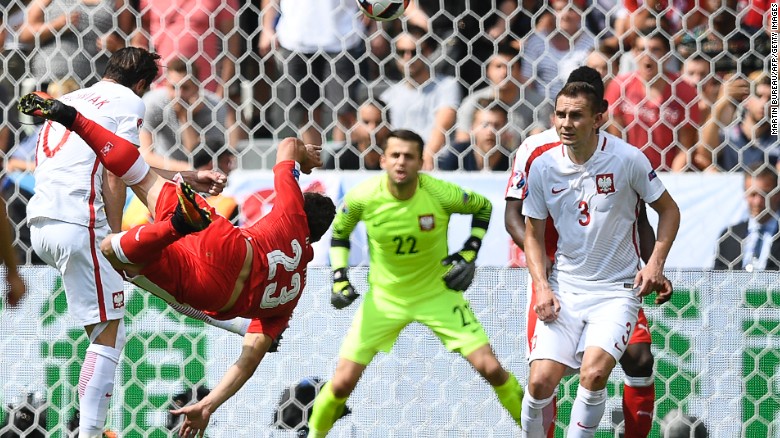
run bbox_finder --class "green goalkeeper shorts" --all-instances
[339,288,490,365]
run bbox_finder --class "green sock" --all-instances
[309,381,348,436]
[493,372,523,425]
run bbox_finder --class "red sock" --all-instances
[623,383,654,438]
[119,221,181,264]
[71,113,148,183]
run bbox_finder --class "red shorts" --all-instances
[628,307,651,344]
[138,182,248,313]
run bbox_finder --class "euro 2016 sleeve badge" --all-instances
[418,214,435,231]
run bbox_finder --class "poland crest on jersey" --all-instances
[419,214,435,231]
[596,173,615,194]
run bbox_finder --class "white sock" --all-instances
[568,385,607,438]
[542,387,558,434]
[168,301,249,335]
[522,387,555,438]
[78,344,120,438]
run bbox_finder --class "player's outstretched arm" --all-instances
[170,332,272,437]
[275,137,322,173]
[153,168,228,196]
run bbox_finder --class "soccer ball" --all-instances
[356,0,410,22]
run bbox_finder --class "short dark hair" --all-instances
[745,162,779,185]
[102,47,161,89]
[166,57,198,78]
[474,98,508,124]
[566,66,607,112]
[556,82,602,115]
[384,129,425,158]
[303,192,335,243]
[637,27,672,53]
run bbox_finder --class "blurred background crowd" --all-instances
[0,0,776,263]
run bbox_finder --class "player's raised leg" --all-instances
[19,92,150,187]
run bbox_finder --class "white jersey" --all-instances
[522,133,666,295]
[27,81,145,228]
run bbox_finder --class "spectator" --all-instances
[678,0,768,76]
[132,0,239,97]
[521,0,596,101]
[454,44,548,148]
[380,25,461,170]
[681,55,721,127]
[19,0,132,87]
[605,29,700,171]
[140,58,231,172]
[132,0,243,145]
[259,0,365,146]
[714,165,780,271]
[585,44,621,89]
[439,102,511,172]
[395,0,522,89]
[702,72,776,172]
[322,100,389,170]
[0,0,32,97]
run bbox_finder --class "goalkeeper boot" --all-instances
[18,91,77,127]
[171,182,212,235]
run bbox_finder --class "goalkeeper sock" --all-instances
[569,385,607,438]
[114,221,181,265]
[623,375,655,438]
[493,372,523,425]
[521,389,555,437]
[70,112,150,185]
[309,382,348,435]
[168,302,249,335]
[78,344,120,438]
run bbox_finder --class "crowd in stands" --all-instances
[0,0,776,262]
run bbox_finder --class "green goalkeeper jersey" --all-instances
[331,173,492,300]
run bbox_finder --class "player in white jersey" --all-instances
[505,67,669,437]
[519,81,680,437]
[25,48,239,438]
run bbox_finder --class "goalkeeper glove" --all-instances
[331,267,359,309]
[441,236,481,291]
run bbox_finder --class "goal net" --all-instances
[1,267,778,437]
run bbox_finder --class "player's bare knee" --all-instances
[527,376,557,399]
[621,344,654,377]
[579,365,611,389]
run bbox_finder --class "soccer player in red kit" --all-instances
[20,92,337,437]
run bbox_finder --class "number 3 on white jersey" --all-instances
[260,239,303,308]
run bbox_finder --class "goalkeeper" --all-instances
[308,129,523,437]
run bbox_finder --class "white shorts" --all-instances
[528,289,641,371]
[30,218,125,326]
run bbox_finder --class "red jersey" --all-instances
[229,160,314,335]
[135,161,312,340]
[605,72,700,170]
